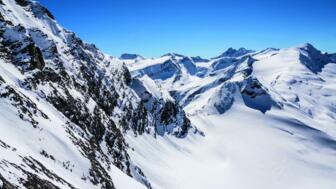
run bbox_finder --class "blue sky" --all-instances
[37,0,336,58]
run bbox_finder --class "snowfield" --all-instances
[127,102,336,189]
[0,0,336,189]
[125,43,336,189]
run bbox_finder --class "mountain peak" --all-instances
[293,43,331,73]
[0,0,192,188]
[161,53,185,58]
[295,43,317,51]
[190,56,209,63]
[215,47,254,59]
[120,53,144,60]
[15,0,55,20]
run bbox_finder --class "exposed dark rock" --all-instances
[23,174,61,189]
[0,84,48,128]
[22,43,45,70]
[121,63,132,85]
[37,6,55,19]
[120,53,143,60]
[241,77,275,113]
[22,157,75,188]
[215,47,254,58]
[0,0,192,188]
[161,101,178,124]
[40,150,55,161]
[0,11,4,21]
[298,43,331,73]
[15,0,29,7]
[66,127,116,189]
[190,56,209,63]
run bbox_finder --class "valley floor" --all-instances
[126,101,336,189]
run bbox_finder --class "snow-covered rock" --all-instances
[0,0,192,188]
[213,47,255,59]
[125,42,336,189]
[1,0,336,189]
[296,43,331,73]
[120,53,144,61]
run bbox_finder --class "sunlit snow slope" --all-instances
[0,0,336,188]
[0,0,191,188]
[125,44,336,189]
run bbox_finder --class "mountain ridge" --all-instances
[0,0,336,189]
[0,0,196,188]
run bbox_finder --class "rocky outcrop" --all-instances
[214,47,254,59]
[0,0,191,188]
[131,77,192,138]
[298,43,331,73]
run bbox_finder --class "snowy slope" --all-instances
[127,101,336,189]
[252,44,336,134]
[124,44,336,189]
[0,0,193,188]
[1,0,336,188]
[0,0,148,188]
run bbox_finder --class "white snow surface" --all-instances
[124,43,336,189]
[0,58,146,189]
[0,0,336,188]
[127,104,336,189]
[0,0,148,188]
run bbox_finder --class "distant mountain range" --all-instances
[0,0,336,189]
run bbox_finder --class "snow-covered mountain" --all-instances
[125,44,336,189]
[119,53,144,62]
[0,0,194,188]
[213,47,255,59]
[1,0,336,189]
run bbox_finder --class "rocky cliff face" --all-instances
[1,1,336,189]
[0,0,192,188]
